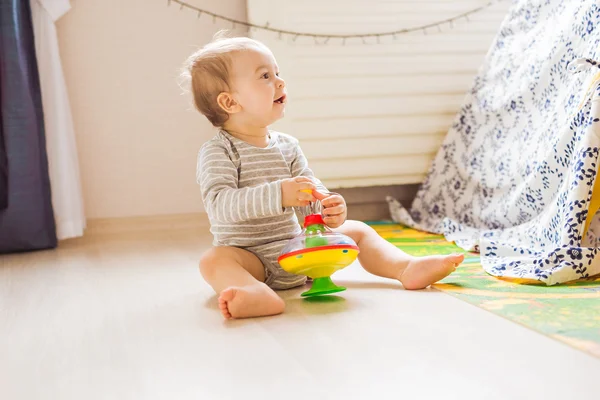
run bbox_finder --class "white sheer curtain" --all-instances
[30,0,85,240]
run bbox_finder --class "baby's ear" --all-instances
[217,92,241,114]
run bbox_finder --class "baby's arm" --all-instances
[197,142,285,223]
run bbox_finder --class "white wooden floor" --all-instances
[1,215,599,400]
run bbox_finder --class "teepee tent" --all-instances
[389,0,600,285]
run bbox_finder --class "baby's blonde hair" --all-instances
[181,32,269,127]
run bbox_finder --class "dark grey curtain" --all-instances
[0,0,57,253]
[0,75,6,210]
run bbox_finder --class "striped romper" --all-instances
[196,129,328,290]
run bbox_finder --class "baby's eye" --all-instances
[276,72,280,77]
[262,72,270,79]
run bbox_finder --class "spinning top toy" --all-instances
[277,190,359,297]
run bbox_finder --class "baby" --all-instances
[183,34,464,319]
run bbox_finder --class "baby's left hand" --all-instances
[313,191,347,228]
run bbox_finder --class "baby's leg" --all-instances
[199,246,284,319]
[334,221,464,290]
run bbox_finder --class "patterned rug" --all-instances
[369,222,600,359]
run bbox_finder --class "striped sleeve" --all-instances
[290,142,329,194]
[197,142,284,223]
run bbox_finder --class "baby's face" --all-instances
[229,46,287,127]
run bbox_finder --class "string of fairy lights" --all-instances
[167,0,505,45]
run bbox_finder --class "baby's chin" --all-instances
[267,107,286,124]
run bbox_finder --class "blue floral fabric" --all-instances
[388,0,600,285]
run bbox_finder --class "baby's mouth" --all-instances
[274,94,287,104]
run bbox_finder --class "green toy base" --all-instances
[301,277,346,297]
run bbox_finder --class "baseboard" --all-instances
[333,184,419,221]
[83,213,210,237]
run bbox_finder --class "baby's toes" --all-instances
[447,253,464,267]
[220,308,233,319]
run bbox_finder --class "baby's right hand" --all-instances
[281,177,317,208]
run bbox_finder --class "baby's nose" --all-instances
[277,77,286,88]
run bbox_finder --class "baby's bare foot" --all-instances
[218,283,285,319]
[399,253,464,290]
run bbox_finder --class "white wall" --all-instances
[248,0,511,189]
[58,0,509,219]
[57,0,248,219]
